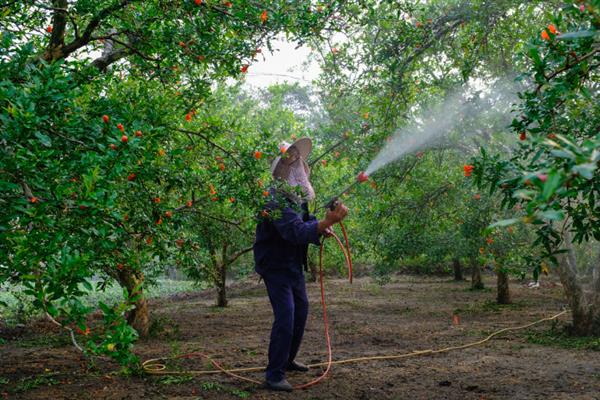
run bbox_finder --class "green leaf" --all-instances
[46,304,58,317]
[82,280,93,291]
[550,149,575,160]
[489,218,520,229]
[539,209,564,221]
[541,171,562,201]
[572,163,596,180]
[557,30,596,40]
[34,132,52,147]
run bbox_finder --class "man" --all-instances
[253,138,348,392]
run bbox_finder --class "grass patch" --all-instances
[157,375,193,385]
[148,315,180,340]
[200,381,251,398]
[526,325,600,351]
[0,279,204,326]
[15,333,72,348]
[12,373,60,393]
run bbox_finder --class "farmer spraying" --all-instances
[253,137,348,392]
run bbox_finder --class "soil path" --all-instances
[1,275,599,399]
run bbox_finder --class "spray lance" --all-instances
[321,171,370,211]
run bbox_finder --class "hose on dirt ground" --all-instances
[142,221,568,389]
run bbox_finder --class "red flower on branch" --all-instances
[463,164,474,177]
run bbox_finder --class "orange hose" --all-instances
[293,238,334,389]
[339,222,353,284]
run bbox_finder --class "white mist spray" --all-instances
[364,80,518,176]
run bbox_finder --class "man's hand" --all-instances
[326,201,349,224]
[318,202,348,233]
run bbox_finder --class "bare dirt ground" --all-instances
[1,274,599,400]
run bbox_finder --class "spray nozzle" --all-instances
[357,171,369,183]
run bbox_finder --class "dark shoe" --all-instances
[287,360,309,372]
[265,378,293,392]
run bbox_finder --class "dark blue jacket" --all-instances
[253,194,321,277]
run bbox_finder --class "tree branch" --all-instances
[176,128,243,168]
[309,136,348,167]
[49,0,68,49]
[45,0,137,62]
[227,246,253,265]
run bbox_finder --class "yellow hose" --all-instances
[142,309,567,377]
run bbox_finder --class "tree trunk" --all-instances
[216,261,228,307]
[555,231,600,336]
[496,268,511,304]
[117,269,149,338]
[453,258,463,281]
[470,256,484,290]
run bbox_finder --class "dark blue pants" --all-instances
[262,270,308,382]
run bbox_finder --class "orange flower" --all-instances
[229,197,235,203]
[541,30,550,40]
[321,159,327,167]
[153,197,161,203]
[77,326,90,336]
[262,190,270,197]
[547,24,557,34]
[185,113,192,121]
[186,200,193,207]
[479,247,485,254]
[218,163,225,171]
[519,132,527,141]
[280,146,287,154]
[486,237,493,245]
[146,236,153,245]
[46,25,53,33]
[473,193,481,200]
[463,164,474,177]
[260,10,268,23]
[254,151,262,160]
[30,197,39,203]
[240,64,249,73]
[156,217,163,225]
[209,184,217,195]
[165,211,172,218]
[158,149,166,156]
[194,0,202,5]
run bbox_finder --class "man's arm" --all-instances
[271,202,349,245]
